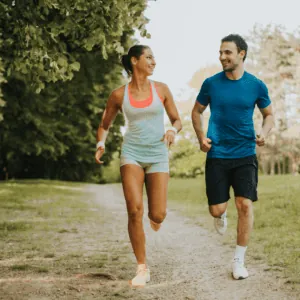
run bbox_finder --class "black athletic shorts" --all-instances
[205,155,258,205]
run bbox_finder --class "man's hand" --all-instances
[200,138,212,152]
[256,134,265,147]
[95,146,105,164]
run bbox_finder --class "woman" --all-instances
[95,45,182,287]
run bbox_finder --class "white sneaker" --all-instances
[232,258,249,280]
[214,212,227,235]
[130,264,150,287]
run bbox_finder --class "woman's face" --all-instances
[132,48,156,76]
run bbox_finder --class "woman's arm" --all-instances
[156,82,182,147]
[95,87,124,164]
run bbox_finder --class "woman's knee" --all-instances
[128,207,144,222]
[148,210,167,224]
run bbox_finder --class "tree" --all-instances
[247,25,300,174]
[173,25,300,176]
[0,0,150,181]
[169,115,206,178]
[168,65,220,178]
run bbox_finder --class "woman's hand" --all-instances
[161,130,176,148]
[95,146,105,164]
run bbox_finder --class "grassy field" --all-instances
[0,180,106,272]
[0,180,136,299]
[168,175,300,283]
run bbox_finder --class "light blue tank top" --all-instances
[121,81,168,163]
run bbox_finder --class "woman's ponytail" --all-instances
[121,54,132,76]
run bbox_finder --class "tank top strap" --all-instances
[123,83,129,103]
[150,80,159,102]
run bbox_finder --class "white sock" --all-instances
[234,245,247,262]
[137,264,147,270]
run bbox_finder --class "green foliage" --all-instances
[0,58,6,120]
[98,152,121,184]
[0,0,148,95]
[170,114,206,178]
[0,0,149,181]
[170,139,206,178]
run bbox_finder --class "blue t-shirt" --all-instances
[196,71,271,159]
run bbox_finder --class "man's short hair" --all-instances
[221,34,248,61]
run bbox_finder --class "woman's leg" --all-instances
[145,171,169,231]
[120,164,146,264]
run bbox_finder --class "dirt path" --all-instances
[91,184,298,300]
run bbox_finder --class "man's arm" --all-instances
[256,104,275,146]
[191,101,211,152]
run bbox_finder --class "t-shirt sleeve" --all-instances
[196,78,210,106]
[256,80,271,109]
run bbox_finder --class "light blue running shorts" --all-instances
[120,156,169,174]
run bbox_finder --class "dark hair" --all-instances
[121,45,149,76]
[221,34,248,61]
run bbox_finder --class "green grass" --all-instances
[44,253,55,258]
[10,264,31,271]
[0,180,106,275]
[0,179,159,299]
[0,179,132,293]
[168,175,300,281]
[10,264,49,273]
[0,221,32,232]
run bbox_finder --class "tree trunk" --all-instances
[288,155,293,174]
[277,158,282,175]
[262,159,269,175]
[270,157,275,175]
[282,156,286,174]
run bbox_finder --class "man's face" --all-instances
[219,41,245,72]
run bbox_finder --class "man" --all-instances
[191,34,274,280]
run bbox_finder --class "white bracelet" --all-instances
[96,141,105,150]
[166,126,178,134]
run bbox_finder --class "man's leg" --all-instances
[231,197,253,279]
[235,197,254,247]
[206,158,230,234]
[231,156,258,279]
[209,203,228,235]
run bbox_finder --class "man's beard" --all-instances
[223,62,238,72]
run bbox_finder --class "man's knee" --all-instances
[236,197,253,216]
[209,204,227,218]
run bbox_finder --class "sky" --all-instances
[136,0,300,100]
